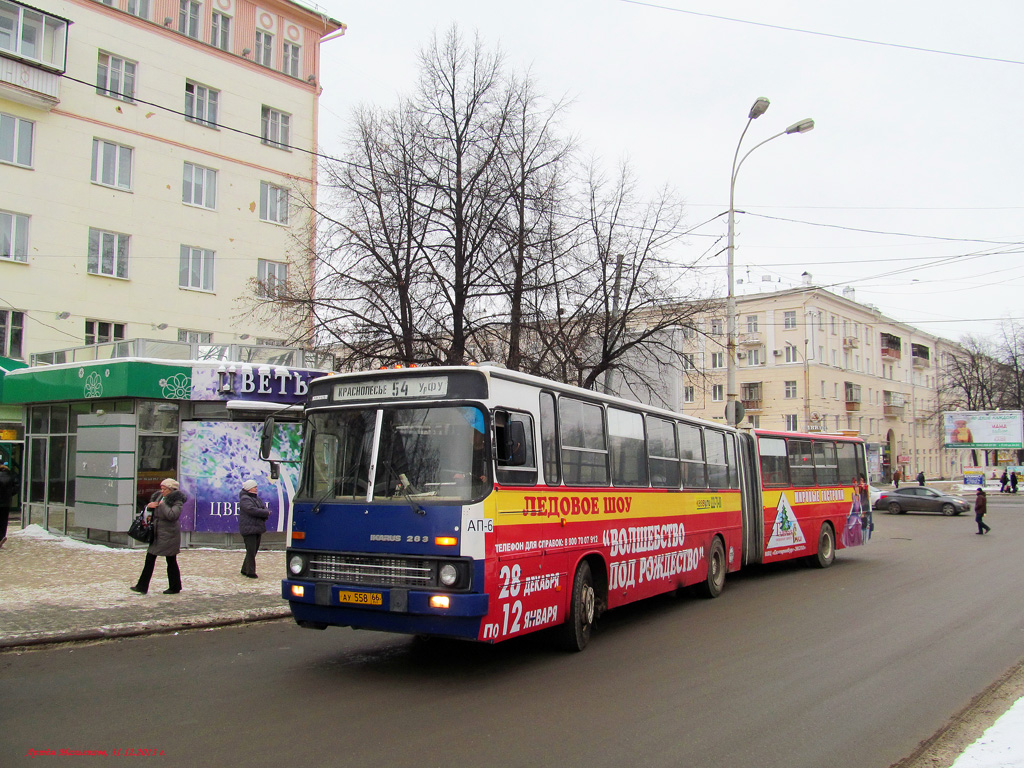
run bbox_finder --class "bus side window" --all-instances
[608,407,648,487]
[705,429,729,488]
[559,397,609,487]
[540,391,560,486]
[814,441,839,486]
[758,436,789,487]
[836,441,861,484]
[678,422,707,489]
[725,432,740,489]
[788,439,815,487]
[495,411,538,486]
[647,416,680,488]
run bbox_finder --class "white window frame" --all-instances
[282,41,300,77]
[258,258,287,296]
[260,106,290,149]
[783,310,797,330]
[1,209,29,262]
[0,3,67,70]
[711,384,724,402]
[182,162,216,209]
[184,80,218,128]
[683,386,694,404]
[784,380,797,399]
[0,112,33,167]
[748,348,761,366]
[127,0,149,19]
[178,329,212,343]
[785,414,798,431]
[0,309,24,358]
[91,138,132,191]
[178,0,200,39]
[88,228,129,279]
[711,351,724,369]
[96,51,136,102]
[210,11,230,51]
[179,245,214,291]
[259,181,288,224]
[681,353,694,370]
[254,29,273,67]
[785,343,799,363]
[746,315,758,333]
[85,319,125,345]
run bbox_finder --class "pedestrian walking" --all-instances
[1000,470,1009,493]
[0,463,15,549]
[916,470,925,486]
[130,478,186,594]
[1012,472,1019,494]
[892,469,901,488]
[974,487,991,535]
[238,479,270,579]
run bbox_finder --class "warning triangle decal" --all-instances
[767,492,806,550]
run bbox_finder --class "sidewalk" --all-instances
[0,524,290,649]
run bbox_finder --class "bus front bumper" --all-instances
[281,579,490,639]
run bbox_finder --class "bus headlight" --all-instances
[288,554,307,576]
[439,563,459,586]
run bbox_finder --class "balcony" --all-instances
[883,404,904,417]
[0,2,69,110]
[880,347,901,360]
[845,401,861,412]
[741,399,762,412]
[842,336,859,349]
[739,333,762,346]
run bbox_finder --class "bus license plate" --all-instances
[338,590,383,606]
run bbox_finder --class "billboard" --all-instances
[943,411,1024,449]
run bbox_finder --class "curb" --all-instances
[0,607,293,651]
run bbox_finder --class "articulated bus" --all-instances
[263,365,868,651]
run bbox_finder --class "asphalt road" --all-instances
[3,497,1024,768]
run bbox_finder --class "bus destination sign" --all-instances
[333,376,449,402]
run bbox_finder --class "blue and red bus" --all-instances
[262,365,868,651]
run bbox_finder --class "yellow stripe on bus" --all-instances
[490,488,742,526]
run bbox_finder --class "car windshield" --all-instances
[300,405,490,503]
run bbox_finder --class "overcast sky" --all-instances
[313,0,1024,345]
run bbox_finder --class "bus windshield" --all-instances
[301,405,490,503]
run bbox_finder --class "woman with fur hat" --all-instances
[238,479,270,578]
[130,478,186,594]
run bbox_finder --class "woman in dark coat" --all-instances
[238,479,270,578]
[131,478,186,594]
[974,488,991,535]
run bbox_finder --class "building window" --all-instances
[0,309,24,358]
[784,380,797,399]
[182,162,216,208]
[746,315,758,333]
[1,209,28,262]
[259,181,288,224]
[210,11,230,50]
[184,81,218,128]
[178,329,212,343]
[258,259,287,296]
[179,245,214,291]
[710,351,724,369]
[91,139,132,190]
[783,310,797,329]
[0,112,33,167]
[785,414,798,431]
[127,0,149,19]
[748,415,760,428]
[96,52,136,102]
[178,0,200,39]
[785,343,799,363]
[85,319,124,345]
[254,29,273,67]
[748,348,761,366]
[712,384,724,402]
[710,318,723,336]
[683,386,694,404]
[260,106,290,149]
[87,228,129,278]
[681,353,694,370]
[282,41,300,77]
[0,3,67,70]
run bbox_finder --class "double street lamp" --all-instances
[725,98,814,426]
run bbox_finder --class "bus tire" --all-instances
[813,522,836,569]
[697,537,726,599]
[557,560,595,652]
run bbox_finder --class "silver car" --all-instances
[873,486,969,516]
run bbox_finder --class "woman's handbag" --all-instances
[128,510,153,544]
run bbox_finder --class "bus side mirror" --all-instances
[259,417,276,461]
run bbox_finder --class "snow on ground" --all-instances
[951,697,1024,768]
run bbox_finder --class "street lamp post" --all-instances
[725,98,814,427]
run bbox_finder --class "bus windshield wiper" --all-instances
[382,459,426,516]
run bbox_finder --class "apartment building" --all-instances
[0,0,343,360]
[661,284,962,483]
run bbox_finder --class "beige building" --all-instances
[662,284,962,483]
[0,0,343,361]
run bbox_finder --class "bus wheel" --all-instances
[557,560,595,652]
[697,537,726,599]
[813,522,836,569]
